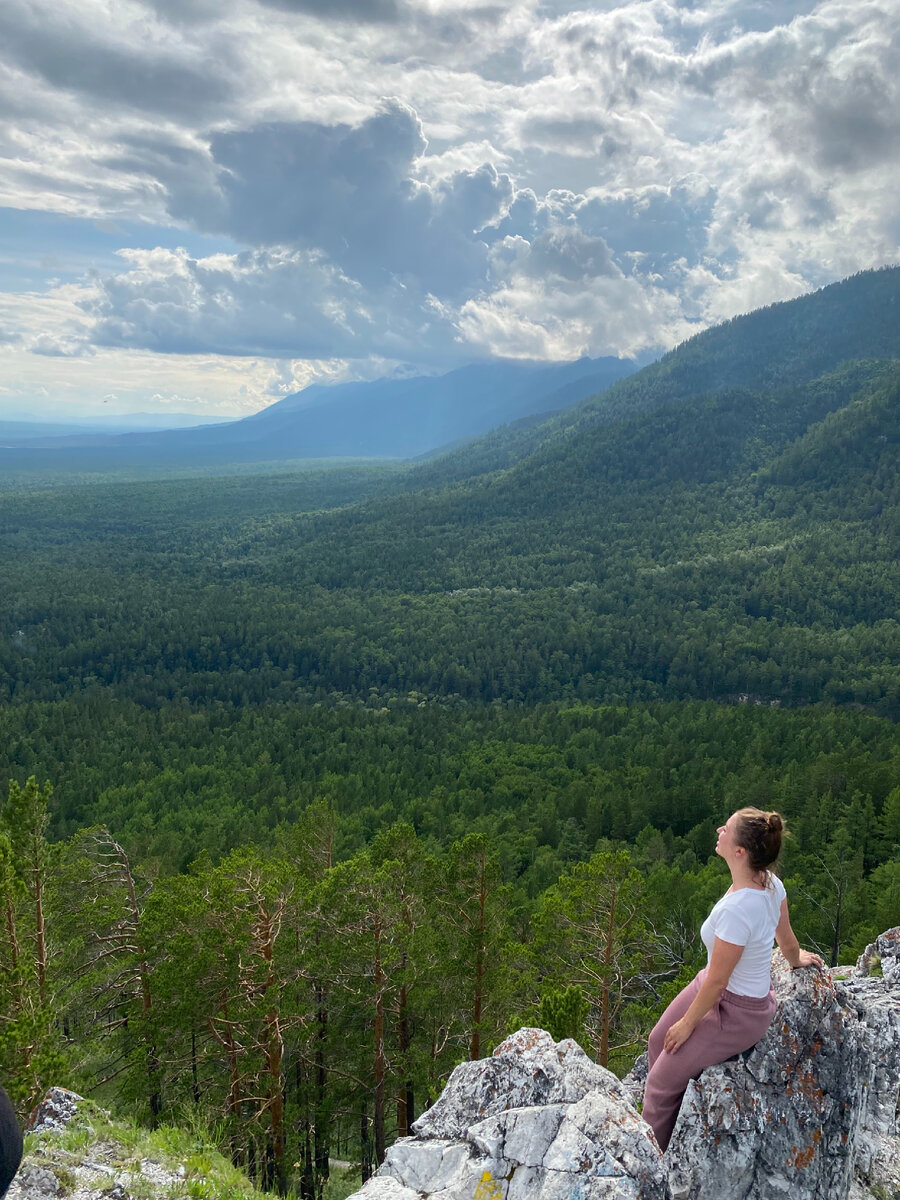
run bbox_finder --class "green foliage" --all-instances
[532,850,669,1068]
[539,985,589,1046]
[0,778,66,1111]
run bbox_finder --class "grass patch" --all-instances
[23,1104,270,1200]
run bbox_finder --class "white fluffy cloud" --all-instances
[1,0,898,411]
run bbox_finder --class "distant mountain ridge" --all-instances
[408,266,900,489]
[0,413,227,443]
[2,356,635,469]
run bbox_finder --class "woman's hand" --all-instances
[793,949,825,970]
[663,1017,695,1054]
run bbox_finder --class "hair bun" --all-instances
[767,812,783,833]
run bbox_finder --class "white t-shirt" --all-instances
[699,873,786,997]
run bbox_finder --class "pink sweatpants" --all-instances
[642,967,777,1152]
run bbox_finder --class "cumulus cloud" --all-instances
[457,266,694,361]
[138,101,516,303]
[82,244,469,363]
[1,0,899,411]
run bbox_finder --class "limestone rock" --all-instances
[8,1089,256,1200]
[11,1167,60,1198]
[352,1179,420,1200]
[666,928,900,1200]
[412,1029,632,1141]
[855,928,900,986]
[351,1029,668,1200]
[26,1088,85,1135]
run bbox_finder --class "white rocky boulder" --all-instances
[653,928,900,1200]
[351,1028,668,1200]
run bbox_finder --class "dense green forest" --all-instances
[0,268,898,1197]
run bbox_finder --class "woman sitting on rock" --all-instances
[642,807,824,1153]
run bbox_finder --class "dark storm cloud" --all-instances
[519,226,618,282]
[576,185,716,272]
[254,0,404,20]
[0,0,232,118]
[160,100,514,297]
[783,63,900,172]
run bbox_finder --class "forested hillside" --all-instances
[0,268,898,1198]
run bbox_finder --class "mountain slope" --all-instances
[1,268,898,715]
[2,355,634,469]
[409,266,900,488]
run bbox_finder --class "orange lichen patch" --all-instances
[784,1070,826,1107]
[808,972,836,1001]
[791,1129,822,1169]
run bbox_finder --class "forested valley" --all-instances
[0,268,898,1198]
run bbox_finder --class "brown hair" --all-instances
[733,807,784,874]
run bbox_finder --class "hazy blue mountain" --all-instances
[403,266,900,490]
[0,413,227,444]
[0,357,634,470]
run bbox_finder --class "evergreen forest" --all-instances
[0,267,898,1197]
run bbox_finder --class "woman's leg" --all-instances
[643,972,719,1152]
[0,1086,22,1199]
[643,984,776,1153]
[647,972,703,1071]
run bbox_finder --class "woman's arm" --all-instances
[775,899,824,969]
[663,937,744,1054]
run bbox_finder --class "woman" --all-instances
[642,807,823,1153]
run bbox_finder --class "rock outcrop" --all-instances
[659,929,900,1200]
[350,927,900,1200]
[8,1088,265,1200]
[361,1027,669,1200]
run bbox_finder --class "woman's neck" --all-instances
[729,862,766,890]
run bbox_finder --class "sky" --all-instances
[1,0,898,420]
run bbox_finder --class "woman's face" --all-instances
[715,813,741,860]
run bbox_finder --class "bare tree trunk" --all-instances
[314,988,329,1190]
[470,849,487,1061]
[118,841,161,1122]
[360,1101,372,1183]
[30,826,47,1005]
[257,900,287,1194]
[830,881,844,968]
[373,912,387,1166]
[397,980,412,1136]
[211,992,244,1166]
[191,1028,200,1104]
[599,880,618,1069]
